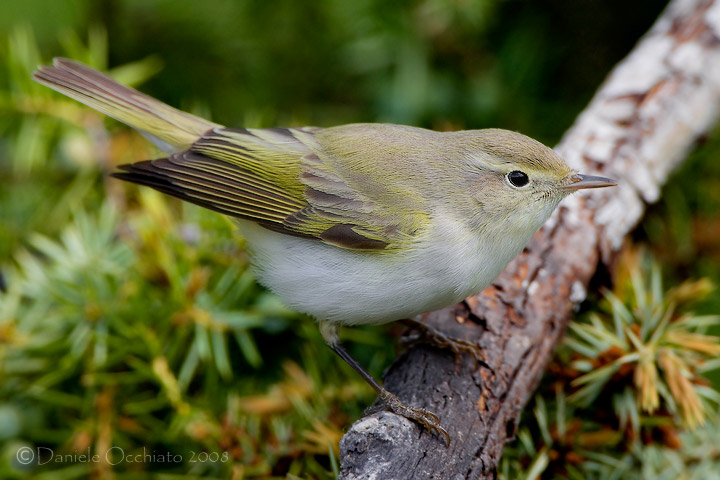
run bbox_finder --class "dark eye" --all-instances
[507,170,529,187]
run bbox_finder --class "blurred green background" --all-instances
[2,0,720,478]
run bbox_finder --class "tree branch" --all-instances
[339,0,720,478]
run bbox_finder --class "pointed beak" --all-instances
[559,173,617,191]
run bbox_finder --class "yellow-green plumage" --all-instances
[34,59,581,253]
[32,57,615,324]
[33,59,218,151]
[33,58,616,442]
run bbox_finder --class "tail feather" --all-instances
[33,58,221,152]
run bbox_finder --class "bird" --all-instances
[33,58,616,444]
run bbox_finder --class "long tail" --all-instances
[33,58,221,152]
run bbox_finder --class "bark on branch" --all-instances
[339,0,720,478]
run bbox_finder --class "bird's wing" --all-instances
[114,126,428,250]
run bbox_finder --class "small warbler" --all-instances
[34,59,616,444]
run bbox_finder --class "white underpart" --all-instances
[236,205,548,325]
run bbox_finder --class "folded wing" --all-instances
[115,125,427,250]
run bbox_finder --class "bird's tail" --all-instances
[33,58,221,152]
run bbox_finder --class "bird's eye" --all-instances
[507,170,530,188]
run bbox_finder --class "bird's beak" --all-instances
[559,173,617,190]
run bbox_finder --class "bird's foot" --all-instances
[326,330,451,445]
[401,318,489,371]
[365,389,450,446]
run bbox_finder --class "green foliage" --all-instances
[503,389,720,480]
[567,252,720,430]
[1,183,366,478]
[501,251,720,480]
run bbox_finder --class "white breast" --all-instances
[236,216,529,326]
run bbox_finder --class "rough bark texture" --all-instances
[339,1,720,478]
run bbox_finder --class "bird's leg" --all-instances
[319,322,450,445]
[400,317,489,371]
[329,342,450,445]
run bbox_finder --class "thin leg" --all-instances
[328,340,450,446]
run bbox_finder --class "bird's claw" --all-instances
[401,318,488,371]
[368,389,451,446]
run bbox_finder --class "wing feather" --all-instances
[37,60,426,250]
[114,125,430,250]
[112,153,305,224]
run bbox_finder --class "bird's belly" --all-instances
[236,221,522,325]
